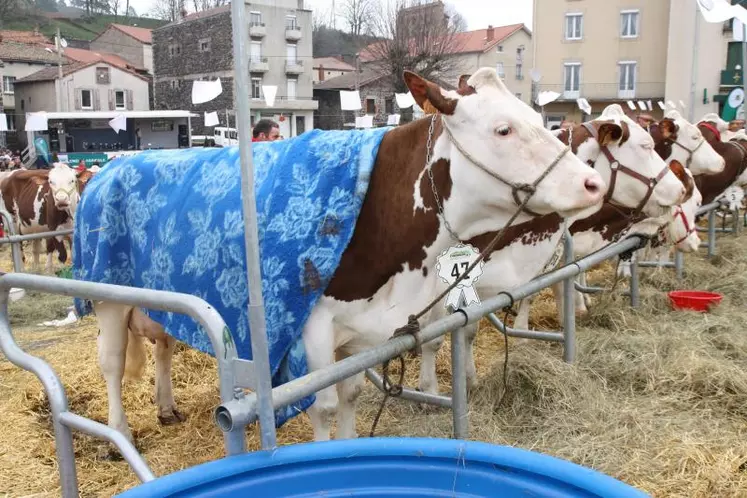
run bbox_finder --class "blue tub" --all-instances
[117,437,649,497]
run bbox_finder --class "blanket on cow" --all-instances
[73,127,390,427]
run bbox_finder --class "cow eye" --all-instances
[494,125,511,137]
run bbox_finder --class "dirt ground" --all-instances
[2,226,747,497]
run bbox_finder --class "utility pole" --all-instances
[55,26,63,112]
[688,2,700,123]
[742,17,747,126]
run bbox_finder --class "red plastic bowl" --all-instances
[668,290,723,312]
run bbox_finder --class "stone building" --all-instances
[153,0,317,137]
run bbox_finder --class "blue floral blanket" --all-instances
[73,127,390,426]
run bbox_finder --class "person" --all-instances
[75,159,87,174]
[252,119,280,142]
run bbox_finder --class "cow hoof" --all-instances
[158,409,186,426]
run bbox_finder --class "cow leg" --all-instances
[551,281,564,325]
[94,302,135,443]
[463,322,479,390]
[31,239,41,273]
[514,298,531,331]
[577,273,591,311]
[154,335,185,426]
[418,335,444,396]
[302,305,337,442]
[334,366,364,440]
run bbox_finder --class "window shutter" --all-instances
[93,88,101,110]
[126,89,134,110]
[74,90,81,110]
[108,89,115,110]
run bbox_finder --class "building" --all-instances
[153,0,318,138]
[532,0,727,127]
[0,39,60,141]
[13,59,151,148]
[89,24,154,74]
[313,56,355,83]
[359,18,533,105]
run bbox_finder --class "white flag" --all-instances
[191,78,222,105]
[25,112,48,132]
[340,90,362,111]
[0,114,7,132]
[387,114,401,126]
[262,85,277,107]
[204,111,219,127]
[395,92,415,109]
[108,113,127,133]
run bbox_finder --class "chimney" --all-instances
[487,25,494,42]
[318,64,324,82]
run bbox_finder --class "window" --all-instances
[563,63,581,97]
[170,80,179,90]
[250,11,262,25]
[516,63,523,80]
[366,98,376,114]
[296,115,305,135]
[250,41,262,62]
[251,77,262,99]
[115,90,125,110]
[286,43,297,63]
[2,76,15,95]
[565,13,583,40]
[287,78,297,100]
[81,89,93,109]
[198,38,211,52]
[621,10,639,38]
[96,67,110,84]
[385,98,394,114]
[618,61,636,98]
[169,43,182,56]
[6,114,15,131]
[515,93,522,100]
[286,15,298,30]
[496,62,505,79]
[497,45,503,52]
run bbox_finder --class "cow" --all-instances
[650,111,725,176]
[0,164,81,273]
[44,167,96,269]
[80,68,609,444]
[694,117,747,204]
[419,105,689,395]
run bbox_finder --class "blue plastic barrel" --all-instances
[117,437,649,497]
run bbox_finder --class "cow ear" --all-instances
[660,118,677,139]
[669,160,694,202]
[77,170,92,184]
[403,70,459,116]
[597,122,624,147]
[32,175,46,186]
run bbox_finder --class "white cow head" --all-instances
[666,168,702,253]
[587,104,685,217]
[48,163,80,214]
[700,113,734,140]
[660,110,725,175]
[404,68,605,232]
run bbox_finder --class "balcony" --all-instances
[249,23,266,37]
[721,69,744,87]
[250,57,269,72]
[285,59,304,74]
[536,82,665,103]
[285,26,302,41]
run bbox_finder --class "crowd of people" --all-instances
[0,148,25,171]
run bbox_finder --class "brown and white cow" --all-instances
[0,164,81,273]
[91,68,609,444]
[420,104,689,394]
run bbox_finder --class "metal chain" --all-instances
[425,114,461,243]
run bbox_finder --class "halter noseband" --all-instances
[671,205,696,245]
[581,122,671,216]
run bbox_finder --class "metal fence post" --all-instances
[450,323,469,439]
[708,209,716,257]
[0,210,24,272]
[674,250,684,281]
[629,253,640,308]
[562,227,576,363]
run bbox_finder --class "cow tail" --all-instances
[123,328,147,382]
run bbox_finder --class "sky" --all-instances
[126,0,533,32]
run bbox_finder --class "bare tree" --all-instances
[109,0,120,18]
[340,0,373,37]
[366,0,467,96]
[191,0,225,12]
[150,0,178,21]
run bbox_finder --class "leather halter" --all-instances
[697,121,747,177]
[671,205,695,245]
[581,122,671,216]
[697,122,722,142]
[650,122,706,169]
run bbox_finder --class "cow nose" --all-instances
[583,175,604,201]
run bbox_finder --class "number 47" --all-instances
[451,261,470,280]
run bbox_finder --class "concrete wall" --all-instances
[2,61,53,112]
[665,0,726,122]
[13,80,56,133]
[471,28,533,104]
[90,27,148,71]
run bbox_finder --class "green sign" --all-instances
[57,153,109,167]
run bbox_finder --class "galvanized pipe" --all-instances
[675,250,684,281]
[365,369,452,408]
[629,254,640,308]
[0,209,24,272]
[59,412,155,483]
[0,288,79,497]
[215,236,644,431]
[487,312,564,342]
[0,228,73,244]
[561,227,576,362]
[450,325,469,439]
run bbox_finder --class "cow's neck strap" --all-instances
[582,122,670,218]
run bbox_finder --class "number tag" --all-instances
[724,186,744,211]
[435,244,484,312]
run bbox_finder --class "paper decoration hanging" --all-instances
[395,92,415,109]
[109,113,127,133]
[0,114,7,132]
[262,85,277,107]
[637,101,647,111]
[657,101,666,110]
[25,112,48,132]
[626,101,637,111]
[536,91,560,107]
[387,114,401,126]
[646,100,653,111]
[204,111,220,127]
[355,115,374,129]
[340,90,362,111]
[576,97,591,115]
[679,100,687,109]
[191,78,222,105]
